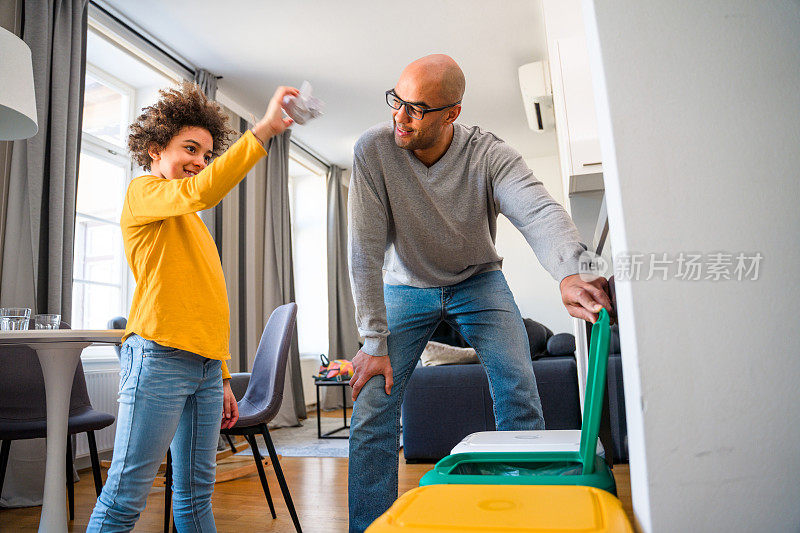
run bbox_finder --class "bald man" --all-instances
[346,55,610,531]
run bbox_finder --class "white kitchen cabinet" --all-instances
[541,0,607,414]
[551,36,604,193]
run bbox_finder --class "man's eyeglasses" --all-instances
[385,89,461,120]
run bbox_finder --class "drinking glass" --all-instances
[34,314,61,330]
[0,307,31,330]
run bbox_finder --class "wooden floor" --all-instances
[0,409,633,532]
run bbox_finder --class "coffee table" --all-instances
[313,379,351,439]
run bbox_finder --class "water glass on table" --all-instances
[0,307,31,330]
[34,314,61,330]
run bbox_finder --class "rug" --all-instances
[235,418,402,458]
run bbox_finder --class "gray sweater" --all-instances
[348,122,584,357]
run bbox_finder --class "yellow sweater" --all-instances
[121,130,267,379]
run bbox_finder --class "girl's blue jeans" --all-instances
[348,270,545,532]
[87,334,223,532]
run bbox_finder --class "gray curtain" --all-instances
[0,0,87,508]
[0,139,11,287]
[193,68,222,254]
[0,0,87,319]
[244,130,305,426]
[0,0,17,281]
[216,111,248,373]
[193,68,217,97]
[323,165,359,409]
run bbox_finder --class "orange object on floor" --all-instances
[366,484,633,532]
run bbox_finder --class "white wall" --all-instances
[496,155,575,334]
[584,1,800,531]
[568,190,604,245]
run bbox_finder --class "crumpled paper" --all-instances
[282,81,324,125]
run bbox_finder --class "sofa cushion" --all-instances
[546,333,576,357]
[523,319,553,358]
[610,324,621,354]
[420,341,480,366]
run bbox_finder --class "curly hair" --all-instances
[127,80,235,171]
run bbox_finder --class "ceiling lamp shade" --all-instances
[0,25,38,140]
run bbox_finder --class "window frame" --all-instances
[83,63,136,152]
[287,146,330,357]
[73,62,135,334]
[72,141,132,325]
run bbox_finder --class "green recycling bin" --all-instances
[419,308,616,495]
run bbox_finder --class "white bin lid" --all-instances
[451,430,604,456]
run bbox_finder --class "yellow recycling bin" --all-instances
[367,484,633,533]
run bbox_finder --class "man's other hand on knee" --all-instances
[349,349,393,401]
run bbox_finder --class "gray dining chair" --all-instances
[0,322,115,521]
[106,316,127,359]
[164,302,301,532]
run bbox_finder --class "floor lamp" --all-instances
[0,25,38,140]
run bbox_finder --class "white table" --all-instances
[0,330,123,533]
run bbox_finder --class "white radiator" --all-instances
[75,370,120,457]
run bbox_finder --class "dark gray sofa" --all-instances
[607,324,627,462]
[401,320,582,462]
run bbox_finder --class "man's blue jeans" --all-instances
[87,335,223,532]
[348,270,544,532]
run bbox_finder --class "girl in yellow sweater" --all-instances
[87,81,298,531]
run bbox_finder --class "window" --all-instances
[72,26,179,332]
[288,150,329,357]
[72,66,133,330]
[71,144,129,330]
[82,69,130,146]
